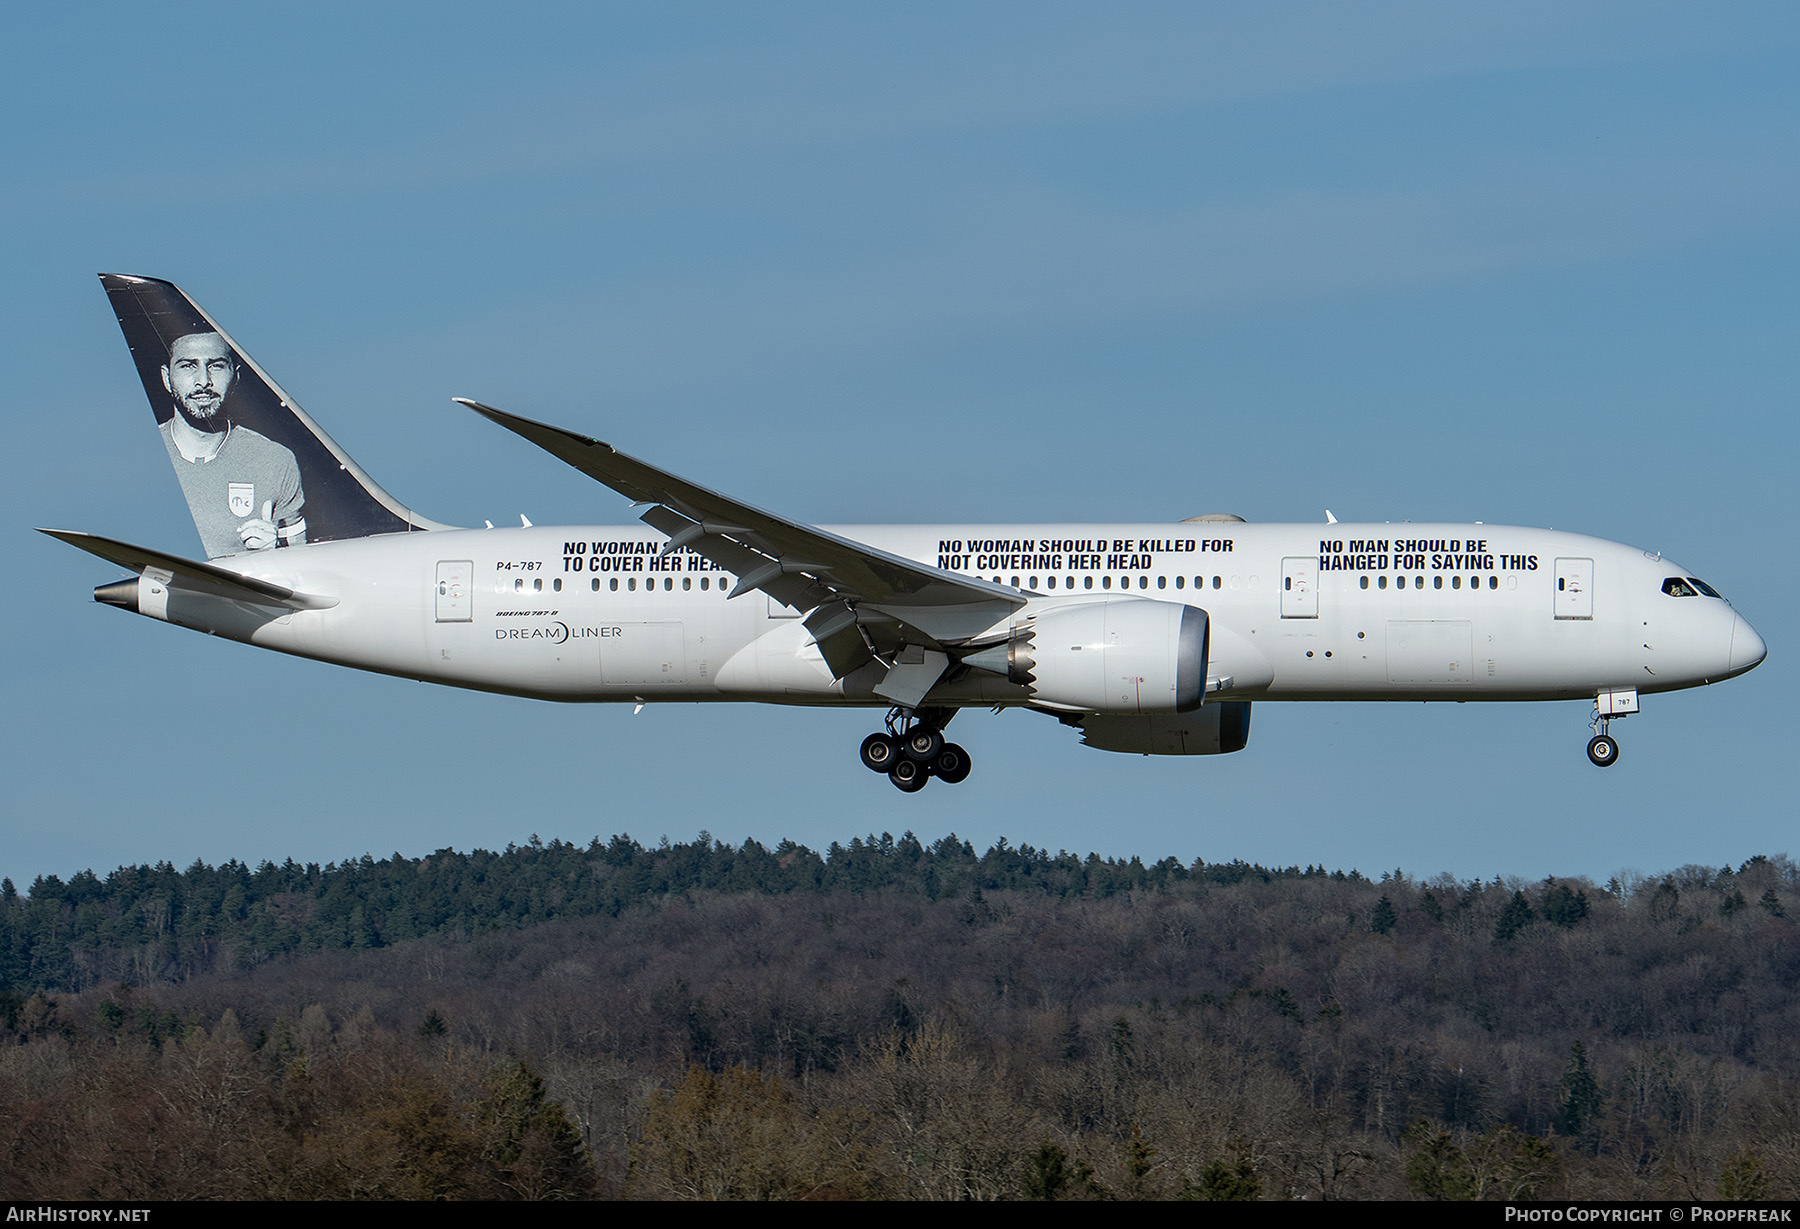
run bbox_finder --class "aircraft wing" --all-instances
[460,401,1025,694]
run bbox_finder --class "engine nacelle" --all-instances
[1014,599,1207,714]
[1078,702,1253,755]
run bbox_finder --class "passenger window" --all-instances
[609,578,618,591]
[1138,576,1148,589]
[683,577,691,590]
[701,577,710,590]
[1213,576,1222,589]
[1452,575,1461,590]
[1434,576,1443,590]
[1157,576,1166,589]
[1488,576,1497,589]
[1175,575,1185,590]
[514,578,523,593]
[1046,576,1056,589]
[665,578,673,590]
[1360,576,1369,590]
[1378,575,1387,590]
[1085,576,1093,590]
[1416,576,1423,588]
[1103,576,1112,590]
[1396,576,1406,589]
[1065,576,1073,589]
[1029,577,1038,590]
[628,578,637,591]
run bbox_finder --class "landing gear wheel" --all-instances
[860,733,899,772]
[901,726,944,763]
[934,742,972,784]
[1587,734,1620,768]
[889,759,929,792]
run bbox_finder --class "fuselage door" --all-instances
[435,560,473,623]
[1554,557,1594,620]
[1280,557,1318,618]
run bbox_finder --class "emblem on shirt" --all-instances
[227,483,255,518]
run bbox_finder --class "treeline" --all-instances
[0,832,1356,995]
[1,844,1796,1199]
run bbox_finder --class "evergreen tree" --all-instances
[479,1061,598,1199]
[1541,881,1589,928]
[1493,891,1535,943]
[1717,1152,1769,1200]
[1022,1142,1105,1199]
[1552,1042,1602,1142]
[1189,1149,1261,1200]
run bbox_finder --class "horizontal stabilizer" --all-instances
[38,529,337,611]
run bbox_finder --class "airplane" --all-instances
[43,274,1767,791]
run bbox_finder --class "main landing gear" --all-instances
[860,708,971,792]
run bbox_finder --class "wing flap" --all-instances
[638,504,827,611]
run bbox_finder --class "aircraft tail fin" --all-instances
[100,274,449,560]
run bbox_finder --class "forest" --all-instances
[1,833,1795,1200]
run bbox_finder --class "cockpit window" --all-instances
[1688,577,1723,599]
[1662,578,1698,597]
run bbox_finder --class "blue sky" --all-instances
[5,2,1796,888]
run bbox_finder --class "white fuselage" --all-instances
[149,520,1762,710]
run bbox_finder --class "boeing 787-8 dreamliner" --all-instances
[43,276,1767,791]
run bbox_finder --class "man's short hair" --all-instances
[167,330,235,362]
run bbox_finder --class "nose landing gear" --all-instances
[1587,731,1620,767]
[859,708,971,791]
[1586,690,1635,768]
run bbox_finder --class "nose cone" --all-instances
[1726,613,1767,678]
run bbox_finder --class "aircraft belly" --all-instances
[714,617,838,698]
